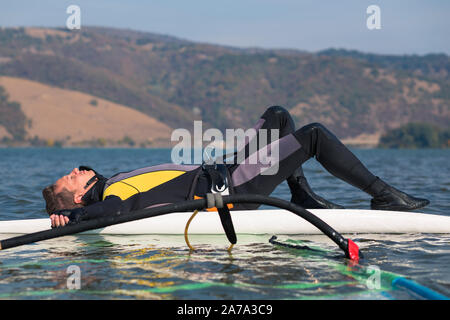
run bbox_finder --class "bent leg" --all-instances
[230,132,307,209]
[229,107,343,209]
[260,107,344,208]
[293,123,429,210]
[228,106,295,162]
[293,122,378,191]
[230,121,429,211]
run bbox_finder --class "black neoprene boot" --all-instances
[287,167,344,209]
[365,177,430,211]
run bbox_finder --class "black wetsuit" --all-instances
[227,106,377,209]
[72,106,379,220]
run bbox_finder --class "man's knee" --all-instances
[260,106,296,135]
[263,105,291,119]
[296,122,338,141]
[301,122,326,132]
[261,106,294,128]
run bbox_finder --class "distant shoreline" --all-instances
[1,145,449,150]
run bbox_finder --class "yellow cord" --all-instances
[184,209,199,251]
[184,209,235,252]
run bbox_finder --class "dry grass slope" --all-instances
[0,76,173,146]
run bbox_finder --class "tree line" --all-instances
[379,123,450,149]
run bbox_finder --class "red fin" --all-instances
[347,239,360,263]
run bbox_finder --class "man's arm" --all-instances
[50,195,129,228]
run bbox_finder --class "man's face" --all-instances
[54,167,96,198]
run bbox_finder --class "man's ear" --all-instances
[73,192,84,204]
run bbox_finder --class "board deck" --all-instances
[0,209,449,235]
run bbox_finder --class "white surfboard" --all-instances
[0,209,449,235]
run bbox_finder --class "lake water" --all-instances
[0,148,449,300]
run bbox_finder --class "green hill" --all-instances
[0,26,449,144]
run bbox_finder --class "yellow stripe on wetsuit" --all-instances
[103,170,186,201]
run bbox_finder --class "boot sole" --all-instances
[371,200,430,211]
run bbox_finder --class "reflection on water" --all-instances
[1,233,449,299]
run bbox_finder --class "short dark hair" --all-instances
[42,185,83,215]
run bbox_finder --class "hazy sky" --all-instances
[1,0,448,55]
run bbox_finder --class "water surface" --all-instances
[0,148,449,299]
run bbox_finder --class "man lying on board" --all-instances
[43,106,430,228]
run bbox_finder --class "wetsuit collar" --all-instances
[79,166,107,205]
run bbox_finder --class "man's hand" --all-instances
[49,208,84,228]
[50,214,70,228]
